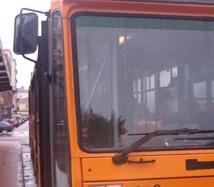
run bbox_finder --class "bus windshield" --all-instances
[73,15,214,151]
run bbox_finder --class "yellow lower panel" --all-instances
[82,153,214,181]
[84,177,214,187]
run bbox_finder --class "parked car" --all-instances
[1,118,13,124]
[0,121,14,134]
[1,118,18,127]
[11,115,22,127]
[20,117,28,124]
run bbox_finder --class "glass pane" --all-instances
[193,82,206,99]
[52,11,70,187]
[211,81,214,99]
[74,15,214,151]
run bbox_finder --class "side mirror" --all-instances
[13,13,38,55]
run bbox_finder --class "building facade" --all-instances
[17,87,29,117]
[3,50,18,118]
[0,38,19,119]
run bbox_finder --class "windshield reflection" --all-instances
[75,15,214,151]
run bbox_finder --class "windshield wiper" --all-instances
[112,128,214,165]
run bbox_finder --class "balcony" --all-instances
[0,40,12,92]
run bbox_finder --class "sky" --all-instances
[0,0,51,89]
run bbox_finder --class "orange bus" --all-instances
[14,0,214,186]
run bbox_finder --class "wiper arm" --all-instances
[112,128,214,165]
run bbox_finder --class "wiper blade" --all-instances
[112,128,214,165]
[175,137,214,140]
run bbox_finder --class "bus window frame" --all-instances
[51,9,71,187]
[71,12,214,153]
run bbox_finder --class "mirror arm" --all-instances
[20,8,50,17]
[21,54,47,70]
[22,54,51,83]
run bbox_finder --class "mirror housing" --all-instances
[13,13,38,55]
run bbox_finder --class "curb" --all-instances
[18,142,24,187]
[21,143,37,187]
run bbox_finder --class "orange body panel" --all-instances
[51,0,214,18]
[82,153,214,181]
